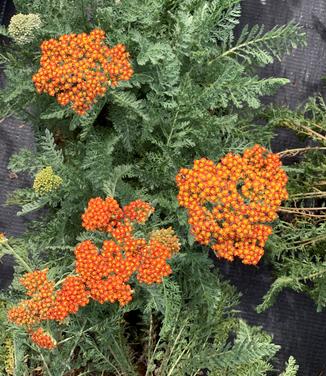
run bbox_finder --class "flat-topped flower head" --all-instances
[176,145,288,265]
[123,200,155,224]
[47,276,89,321]
[32,29,133,115]
[8,269,56,326]
[150,227,181,255]
[81,197,123,231]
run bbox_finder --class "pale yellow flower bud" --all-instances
[8,13,42,45]
[33,166,62,195]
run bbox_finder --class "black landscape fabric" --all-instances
[0,0,326,375]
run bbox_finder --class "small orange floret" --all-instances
[32,29,133,115]
[176,144,288,265]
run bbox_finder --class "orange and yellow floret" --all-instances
[32,29,133,116]
[8,198,180,349]
[176,144,288,265]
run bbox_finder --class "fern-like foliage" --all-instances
[280,357,299,376]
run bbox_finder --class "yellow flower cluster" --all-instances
[150,227,181,255]
[8,13,42,45]
[33,166,62,195]
[4,337,14,376]
[0,301,14,375]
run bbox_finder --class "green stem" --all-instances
[288,268,326,283]
[166,339,194,376]
[292,234,326,246]
[60,320,87,376]
[277,146,326,158]
[159,322,187,374]
[39,350,54,376]
[110,333,138,376]
[145,312,155,376]
[289,191,326,200]
[147,336,162,376]
[87,338,121,376]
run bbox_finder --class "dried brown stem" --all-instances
[277,147,326,158]
[279,207,326,218]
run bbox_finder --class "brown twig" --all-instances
[280,119,326,144]
[279,207,326,218]
[279,207,326,219]
[289,190,326,199]
[277,147,326,158]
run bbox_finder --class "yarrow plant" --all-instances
[32,29,133,115]
[0,0,308,373]
[8,197,180,349]
[176,145,288,265]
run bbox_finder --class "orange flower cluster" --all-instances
[123,200,155,224]
[76,197,178,305]
[8,269,55,326]
[32,29,133,115]
[8,197,179,349]
[176,145,288,265]
[29,328,56,350]
[7,270,88,348]
[137,240,173,284]
[81,197,123,231]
